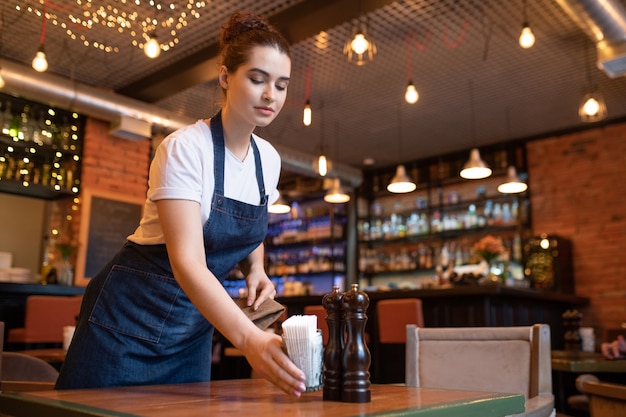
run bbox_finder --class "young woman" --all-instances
[56,12,307,398]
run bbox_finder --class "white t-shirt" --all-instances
[128,119,281,245]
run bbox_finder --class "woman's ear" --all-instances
[218,65,228,90]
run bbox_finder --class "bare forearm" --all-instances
[172,256,259,348]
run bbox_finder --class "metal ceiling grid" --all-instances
[1,0,626,172]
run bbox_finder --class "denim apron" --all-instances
[56,111,269,389]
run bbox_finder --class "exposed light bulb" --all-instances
[405,81,419,104]
[519,24,535,48]
[0,71,5,89]
[32,46,48,72]
[582,97,600,116]
[303,100,312,126]
[144,35,161,58]
[579,92,607,122]
[318,154,328,177]
[351,33,369,55]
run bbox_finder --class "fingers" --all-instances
[602,340,623,359]
[252,334,306,397]
[246,282,258,307]
[272,347,306,397]
[250,281,277,310]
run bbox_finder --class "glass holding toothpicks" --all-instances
[282,315,324,392]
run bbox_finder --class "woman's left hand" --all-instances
[246,268,276,310]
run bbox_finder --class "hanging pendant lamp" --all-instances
[460,148,492,180]
[324,178,350,203]
[579,92,607,122]
[387,164,416,193]
[497,166,528,194]
[269,194,291,214]
[303,100,312,126]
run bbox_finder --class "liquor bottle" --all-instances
[322,285,344,401]
[1,101,12,134]
[8,107,21,139]
[341,283,371,403]
[40,237,54,285]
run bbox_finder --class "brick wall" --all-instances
[81,118,151,196]
[527,121,626,339]
[63,118,150,271]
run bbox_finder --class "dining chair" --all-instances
[405,324,555,417]
[303,305,328,345]
[7,295,83,346]
[575,373,626,417]
[375,298,424,383]
[0,321,57,393]
[377,298,424,344]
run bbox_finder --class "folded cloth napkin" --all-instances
[235,298,286,330]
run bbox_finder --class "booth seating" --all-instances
[406,324,555,417]
[7,295,82,346]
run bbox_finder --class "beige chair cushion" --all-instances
[406,324,555,417]
[418,339,531,399]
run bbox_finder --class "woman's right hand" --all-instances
[242,329,306,397]
[601,335,626,359]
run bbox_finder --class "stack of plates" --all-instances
[0,268,33,283]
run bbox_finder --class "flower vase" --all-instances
[487,259,504,284]
[59,259,74,286]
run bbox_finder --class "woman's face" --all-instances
[220,45,291,128]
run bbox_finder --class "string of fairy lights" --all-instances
[17,0,206,57]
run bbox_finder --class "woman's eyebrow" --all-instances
[249,67,290,82]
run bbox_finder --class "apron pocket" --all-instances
[89,264,180,343]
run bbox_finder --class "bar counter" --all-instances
[0,379,525,417]
[277,285,589,383]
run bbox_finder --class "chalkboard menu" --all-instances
[76,191,143,285]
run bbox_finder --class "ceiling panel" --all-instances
[1,0,625,173]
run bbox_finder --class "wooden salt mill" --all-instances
[322,285,344,401]
[341,283,371,403]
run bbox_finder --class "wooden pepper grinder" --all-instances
[322,285,344,401]
[563,309,582,351]
[341,283,371,403]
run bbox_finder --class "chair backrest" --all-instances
[0,321,4,375]
[1,352,59,382]
[577,374,626,417]
[406,324,552,401]
[303,305,328,345]
[15,295,82,343]
[377,298,424,344]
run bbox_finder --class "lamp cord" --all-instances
[405,32,413,81]
[468,79,476,143]
[40,0,48,46]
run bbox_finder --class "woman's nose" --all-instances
[263,88,275,102]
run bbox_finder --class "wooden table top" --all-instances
[0,379,525,417]
[551,350,626,373]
